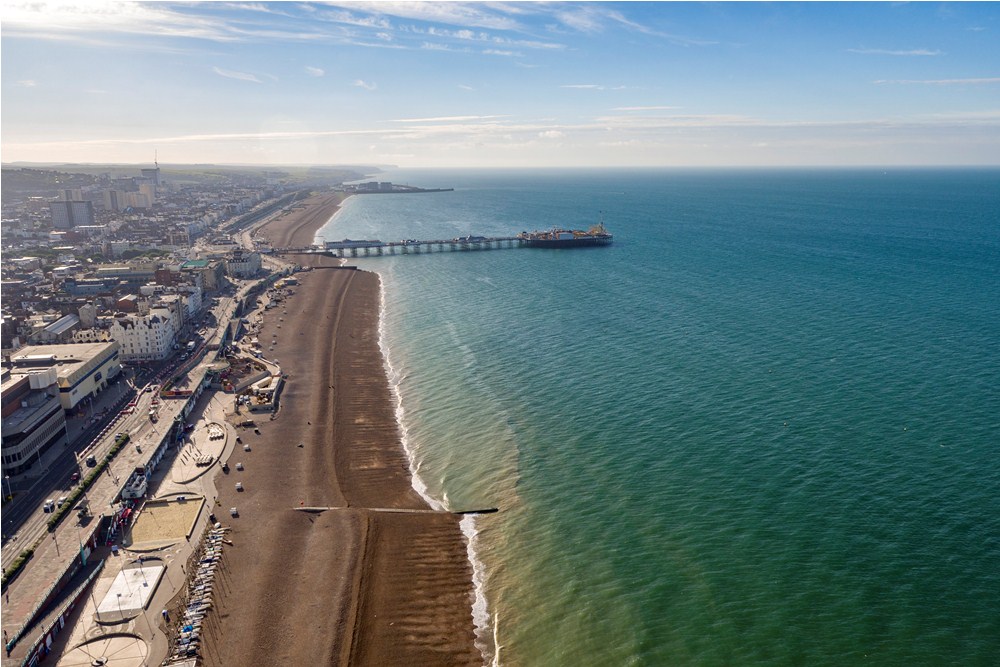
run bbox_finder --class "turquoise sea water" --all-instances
[317,168,1000,666]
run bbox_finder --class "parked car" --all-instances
[85,455,97,467]
[43,499,55,513]
[70,472,80,482]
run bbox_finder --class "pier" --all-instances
[275,235,527,258]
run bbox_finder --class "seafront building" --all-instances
[1,368,68,475]
[0,162,360,454]
[224,250,263,278]
[0,163,373,665]
[108,310,176,362]
[7,342,122,412]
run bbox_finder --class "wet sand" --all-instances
[201,192,479,665]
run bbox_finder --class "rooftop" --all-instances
[10,341,117,370]
[1,388,59,434]
[181,259,210,269]
[43,313,80,335]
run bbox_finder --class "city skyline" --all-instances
[2,1,999,168]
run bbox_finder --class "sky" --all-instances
[2,1,999,168]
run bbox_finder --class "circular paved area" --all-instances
[57,633,148,667]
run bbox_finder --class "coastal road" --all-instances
[0,383,161,569]
[2,272,265,572]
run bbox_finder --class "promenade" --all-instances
[1,369,203,665]
[1,279,267,666]
[47,391,237,667]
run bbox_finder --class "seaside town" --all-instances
[0,163,395,666]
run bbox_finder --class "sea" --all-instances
[316,168,1000,667]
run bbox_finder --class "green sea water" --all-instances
[318,168,1000,666]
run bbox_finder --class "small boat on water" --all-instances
[518,220,613,248]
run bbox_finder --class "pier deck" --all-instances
[276,235,526,258]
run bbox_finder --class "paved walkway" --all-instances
[1,383,231,666]
[46,392,239,667]
[3,280,270,667]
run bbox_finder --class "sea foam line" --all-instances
[375,271,443,511]
[463,514,500,666]
[375,271,497,665]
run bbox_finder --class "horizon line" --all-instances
[4,161,1000,170]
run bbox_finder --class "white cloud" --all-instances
[305,66,325,77]
[421,42,457,51]
[312,7,393,31]
[330,2,522,31]
[17,80,38,87]
[919,110,1000,122]
[391,115,508,123]
[551,6,606,33]
[6,111,999,168]
[212,67,262,83]
[873,77,1000,85]
[849,48,943,56]
[0,0,369,50]
[353,79,377,90]
[613,106,681,112]
[2,1,245,43]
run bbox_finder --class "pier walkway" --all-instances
[275,235,526,258]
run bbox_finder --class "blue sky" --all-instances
[2,1,998,167]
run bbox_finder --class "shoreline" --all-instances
[200,190,480,665]
[375,273,444,512]
[374,269,497,663]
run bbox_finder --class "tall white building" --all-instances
[104,189,123,213]
[110,310,176,362]
[225,251,262,278]
[121,191,153,209]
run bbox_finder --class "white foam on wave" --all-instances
[375,271,444,511]
[463,514,500,666]
[375,271,498,664]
